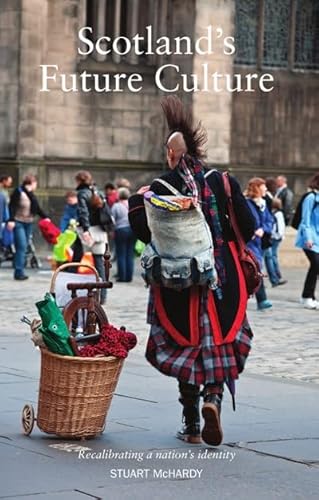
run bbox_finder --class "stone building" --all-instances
[0,0,318,217]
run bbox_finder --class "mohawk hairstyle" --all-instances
[161,95,207,159]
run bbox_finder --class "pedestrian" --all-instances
[295,172,319,310]
[104,182,118,262]
[0,175,13,204]
[0,175,12,245]
[276,175,294,225]
[60,191,78,232]
[112,187,135,282]
[271,198,287,287]
[245,177,274,309]
[104,182,119,208]
[128,96,255,446]
[115,177,131,190]
[74,170,108,304]
[0,189,8,243]
[265,177,277,212]
[9,174,49,280]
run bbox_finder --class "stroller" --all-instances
[0,225,41,269]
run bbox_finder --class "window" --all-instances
[234,1,258,65]
[295,1,319,70]
[81,0,165,65]
[235,0,319,71]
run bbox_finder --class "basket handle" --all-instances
[50,262,100,294]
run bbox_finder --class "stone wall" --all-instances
[0,0,20,158]
[192,0,234,164]
[10,0,196,193]
[230,67,319,194]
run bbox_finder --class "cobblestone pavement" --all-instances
[0,261,318,385]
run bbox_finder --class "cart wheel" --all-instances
[63,297,108,335]
[22,404,35,436]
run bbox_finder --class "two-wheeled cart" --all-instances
[22,257,124,439]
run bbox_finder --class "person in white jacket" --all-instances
[271,198,286,285]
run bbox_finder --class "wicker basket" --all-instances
[37,348,123,438]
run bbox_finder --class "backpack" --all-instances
[90,187,115,233]
[141,179,218,291]
[291,192,318,230]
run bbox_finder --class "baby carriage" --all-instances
[0,226,41,269]
[21,252,127,439]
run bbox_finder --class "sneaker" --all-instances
[14,275,29,281]
[257,300,272,310]
[300,298,319,310]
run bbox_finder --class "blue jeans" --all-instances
[263,246,279,285]
[115,226,135,282]
[271,239,282,280]
[93,254,107,302]
[13,221,33,277]
[255,278,268,304]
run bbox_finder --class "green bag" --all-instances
[35,293,74,356]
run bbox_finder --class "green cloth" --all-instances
[36,293,74,356]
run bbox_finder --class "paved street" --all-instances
[0,258,318,499]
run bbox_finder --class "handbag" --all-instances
[222,172,262,296]
[261,232,272,250]
[90,187,115,232]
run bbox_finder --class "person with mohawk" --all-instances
[129,96,255,446]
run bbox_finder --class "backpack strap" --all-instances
[153,178,183,196]
[204,169,218,179]
[222,172,246,248]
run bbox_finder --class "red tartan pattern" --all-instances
[146,288,253,386]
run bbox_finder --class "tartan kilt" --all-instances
[145,287,253,386]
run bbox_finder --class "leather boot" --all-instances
[201,387,223,446]
[176,382,201,444]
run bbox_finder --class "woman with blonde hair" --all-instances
[245,177,274,310]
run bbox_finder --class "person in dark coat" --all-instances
[276,175,294,225]
[245,178,274,309]
[9,174,48,280]
[73,171,108,304]
[128,96,255,446]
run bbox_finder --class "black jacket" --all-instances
[9,186,47,221]
[76,184,103,231]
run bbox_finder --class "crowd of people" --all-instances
[0,173,135,295]
[0,167,318,311]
